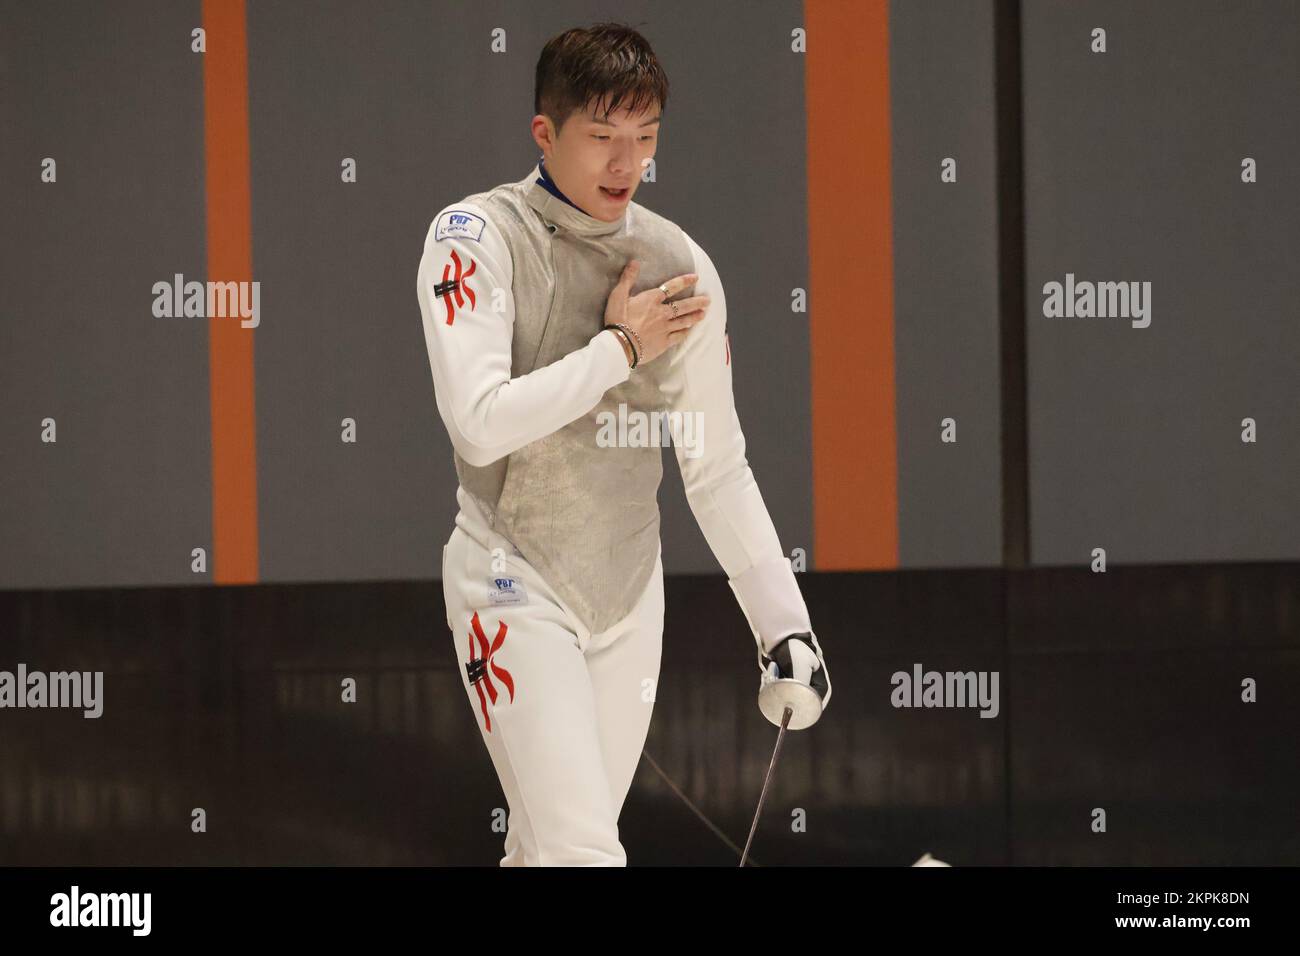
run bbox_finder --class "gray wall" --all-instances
[1,0,211,588]
[1022,0,1299,564]
[2,0,1295,591]
[891,0,1004,567]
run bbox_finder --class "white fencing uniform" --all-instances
[418,161,817,865]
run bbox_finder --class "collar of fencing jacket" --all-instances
[526,160,626,237]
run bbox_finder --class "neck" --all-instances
[537,158,590,216]
[524,161,625,237]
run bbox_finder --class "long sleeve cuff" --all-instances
[593,326,633,387]
[727,555,813,655]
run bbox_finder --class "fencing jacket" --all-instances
[417,161,814,657]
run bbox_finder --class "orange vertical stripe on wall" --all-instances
[806,0,899,570]
[202,0,259,583]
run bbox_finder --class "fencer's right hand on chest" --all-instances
[604,258,710,365]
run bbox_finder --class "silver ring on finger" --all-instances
[670,301,679,318]
[658,283,670,301]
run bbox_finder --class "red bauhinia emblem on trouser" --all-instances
[465,611,514,732]
[434,249,477,325]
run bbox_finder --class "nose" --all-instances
[609,139,635,174]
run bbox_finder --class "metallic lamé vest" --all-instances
[454,164,696,633]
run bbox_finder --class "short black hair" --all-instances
[534,22,669,133]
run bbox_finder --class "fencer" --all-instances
[416,23,830,866]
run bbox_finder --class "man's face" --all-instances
[533,98,660,221]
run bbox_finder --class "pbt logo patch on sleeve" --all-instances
[487,575,529,607]
[436,209,486,243]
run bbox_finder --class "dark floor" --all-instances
[1,562,1296,865]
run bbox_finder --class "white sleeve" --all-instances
[416,201,632,468]
[658,230,814,654]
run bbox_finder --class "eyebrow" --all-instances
[590,115,662,127]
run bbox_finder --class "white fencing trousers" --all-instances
[442,520,665,866]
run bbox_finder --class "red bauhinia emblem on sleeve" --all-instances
[464,611,514,733]
[434,249,477,325]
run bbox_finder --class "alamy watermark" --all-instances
[0,664,103,718]
[152,273,260,328]
[1042,272,1150,328]
[595,402,704,458]
[50,886,150,935]
[891,663,999,718]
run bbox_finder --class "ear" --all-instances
[529,115,554,153]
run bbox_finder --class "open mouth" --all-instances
[600,186,629,199]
